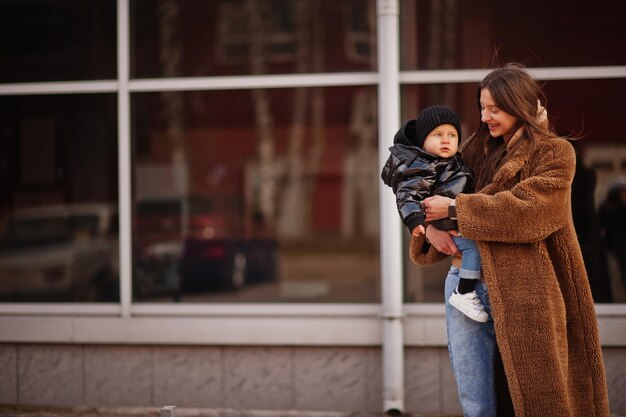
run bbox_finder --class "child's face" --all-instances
[422,124,459,158]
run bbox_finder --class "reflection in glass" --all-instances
[402,79,626,303]
[130,0,376,78]
[400,0,626,70]
[132,87,380,302]
[0,0,117,83]
[0,94,119,302]
[0,204,119,302]
[598,182,626,303]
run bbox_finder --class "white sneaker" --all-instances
[449,289,489,322]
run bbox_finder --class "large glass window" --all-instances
[0,94,119,302]
[400,0,626,70]
[402,78,626,303]
[130,0,377,78]
[0,0,117,83]
[132,86,380,302]
[1,0,624,308]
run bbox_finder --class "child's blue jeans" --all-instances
[451,235,481,279]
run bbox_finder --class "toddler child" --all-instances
[381,105,487,322]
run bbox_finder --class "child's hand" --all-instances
[412,225,426,236]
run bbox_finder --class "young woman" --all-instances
[412,64,610,417]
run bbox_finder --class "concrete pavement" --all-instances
[0,405,460,417]
[1,405,624,417]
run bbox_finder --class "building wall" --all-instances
[2,2,626,416]
[1,343,624,415]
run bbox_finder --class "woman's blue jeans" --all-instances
[445,265,497,417]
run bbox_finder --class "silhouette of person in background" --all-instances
[599,180,626,296]
[571,151,612,302]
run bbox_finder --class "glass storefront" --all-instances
[131,87,380,302]
[1,0,625,305]
[0,94,119,302]
[130,0,377,78]
[400,0,626,70]
[0,0,117,83]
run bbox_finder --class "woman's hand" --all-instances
[423,195,453,222]
[425,224,459,256]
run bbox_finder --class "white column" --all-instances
[377,0,404,414]
[117,0,132,318]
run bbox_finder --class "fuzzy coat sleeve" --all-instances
[408,234,449,265]
[456,138,575,244]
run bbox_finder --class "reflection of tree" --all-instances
[158,0,188,238]
[277,1,326,238]
[277,0,309,237]
[245,1,325,238]
[342,89,379,238]
[341,1,378,239]
[425,0,458,104]
[243,1,377,239]
[246,0,279,231]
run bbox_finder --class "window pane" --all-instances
[0,0,117,83]
[0,94,119,302]
[400,0,626,70]
[401,79,626,303]
[130,0,376,78]
[132,87,380,302]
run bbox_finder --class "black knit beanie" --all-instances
[414,105,462,148]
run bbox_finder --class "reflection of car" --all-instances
[181,237,277,291]
[0,204,119,302]
[134,198,277,293]
[133,241,181,300]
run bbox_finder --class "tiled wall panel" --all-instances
[153,346,222,408]
[84,346,152,406]
[1,343,624,415]
[17,345,82,406]
[0,344,17,404]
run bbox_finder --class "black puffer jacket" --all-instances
[381,119,473,232]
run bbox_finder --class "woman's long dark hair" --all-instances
[461,63,558,190]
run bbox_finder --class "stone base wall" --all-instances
[0,344,624,415]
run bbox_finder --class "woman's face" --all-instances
[480,88,518,141]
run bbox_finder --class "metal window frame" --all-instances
[0,0,625,348]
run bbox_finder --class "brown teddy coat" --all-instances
[410,129,610,416]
